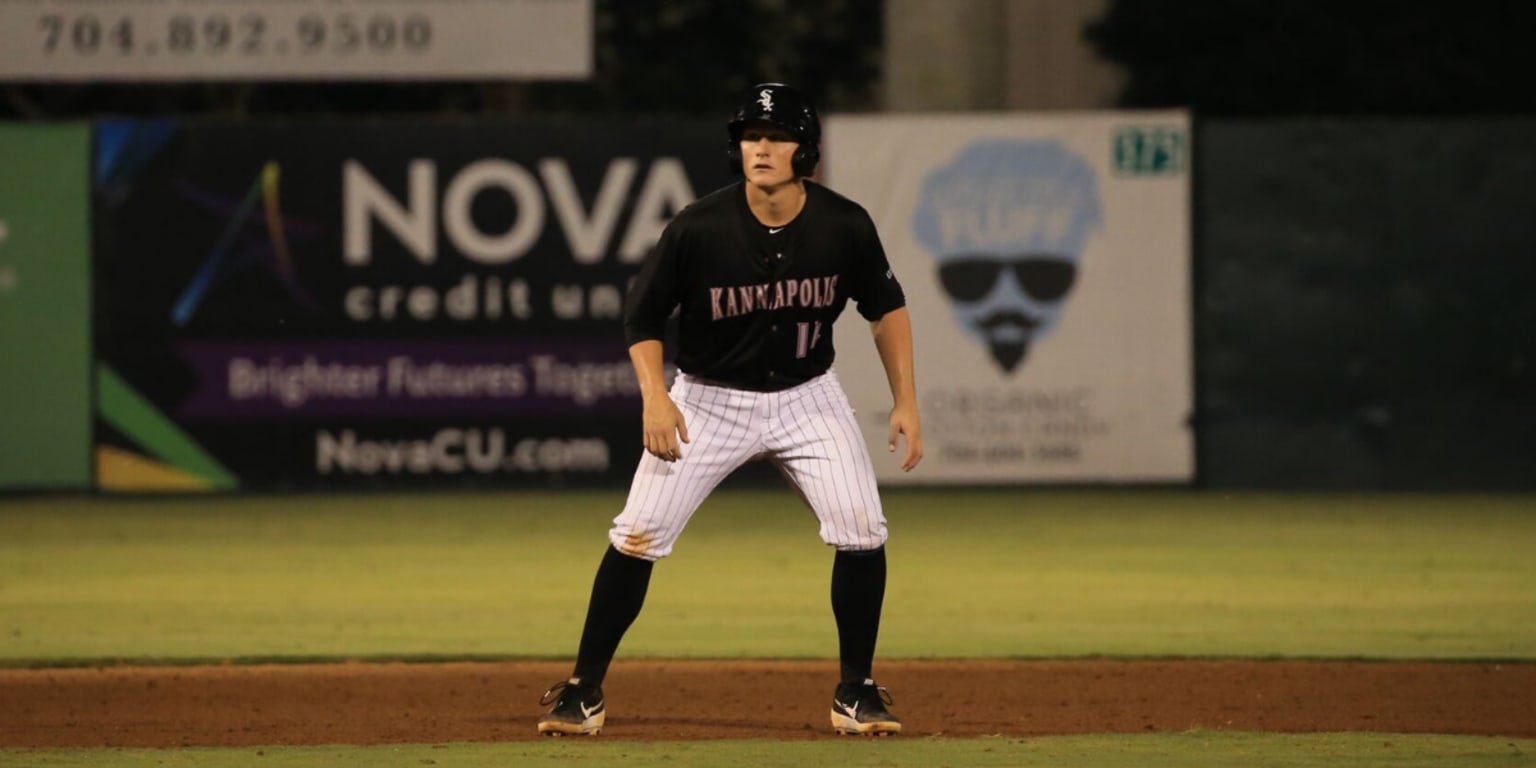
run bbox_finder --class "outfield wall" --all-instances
[1195,120,1536,491]
[1,116,1531,492]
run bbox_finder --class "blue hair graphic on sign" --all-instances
[913,139,1102,373]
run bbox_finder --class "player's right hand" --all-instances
[641,395,690,462]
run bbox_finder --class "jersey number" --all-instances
[795,321,823,359]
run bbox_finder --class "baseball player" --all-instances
[537,82,923,737]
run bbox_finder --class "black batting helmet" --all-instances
[726,82,821,177]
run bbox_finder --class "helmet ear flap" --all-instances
[792,145,820,177]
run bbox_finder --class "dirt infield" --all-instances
[2,659,1533,747]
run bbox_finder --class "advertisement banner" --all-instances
[93,118,723,491]
[0,123,92,491]
[824,113,1193,484]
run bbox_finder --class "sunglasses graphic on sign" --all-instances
[936,255,1077,303]
[913,140,1101,373]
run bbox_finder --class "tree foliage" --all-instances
[1085,0,1536,115]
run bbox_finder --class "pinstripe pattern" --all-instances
[609,371,887,560]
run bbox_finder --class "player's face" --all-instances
[739,124,800,187]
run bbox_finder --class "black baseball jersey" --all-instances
[624,180,906,392]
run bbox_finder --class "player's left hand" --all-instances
[887,405,924,472]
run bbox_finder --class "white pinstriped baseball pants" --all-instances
[609,370,887,561]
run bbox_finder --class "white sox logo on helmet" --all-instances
[757,89,774,112]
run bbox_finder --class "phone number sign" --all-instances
[0,0,591,80]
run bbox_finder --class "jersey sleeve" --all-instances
[622,219,684,346]
[851,209,906,322]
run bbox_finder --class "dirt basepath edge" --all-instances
[3,659,1533,747]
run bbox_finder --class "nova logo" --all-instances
[173,161,321,326]
[342,158,695,266]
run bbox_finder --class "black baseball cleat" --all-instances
[830,680,902,736]
[537,677,605,736]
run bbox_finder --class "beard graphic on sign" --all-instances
[913,140,1102,374]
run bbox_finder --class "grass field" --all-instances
[2,489,1534,766]
[11,733,1535,768]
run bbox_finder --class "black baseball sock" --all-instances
[831,546,887,686]
[571,545,654,687]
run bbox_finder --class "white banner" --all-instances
[825,112,1193,484]
[0,0,591,80]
